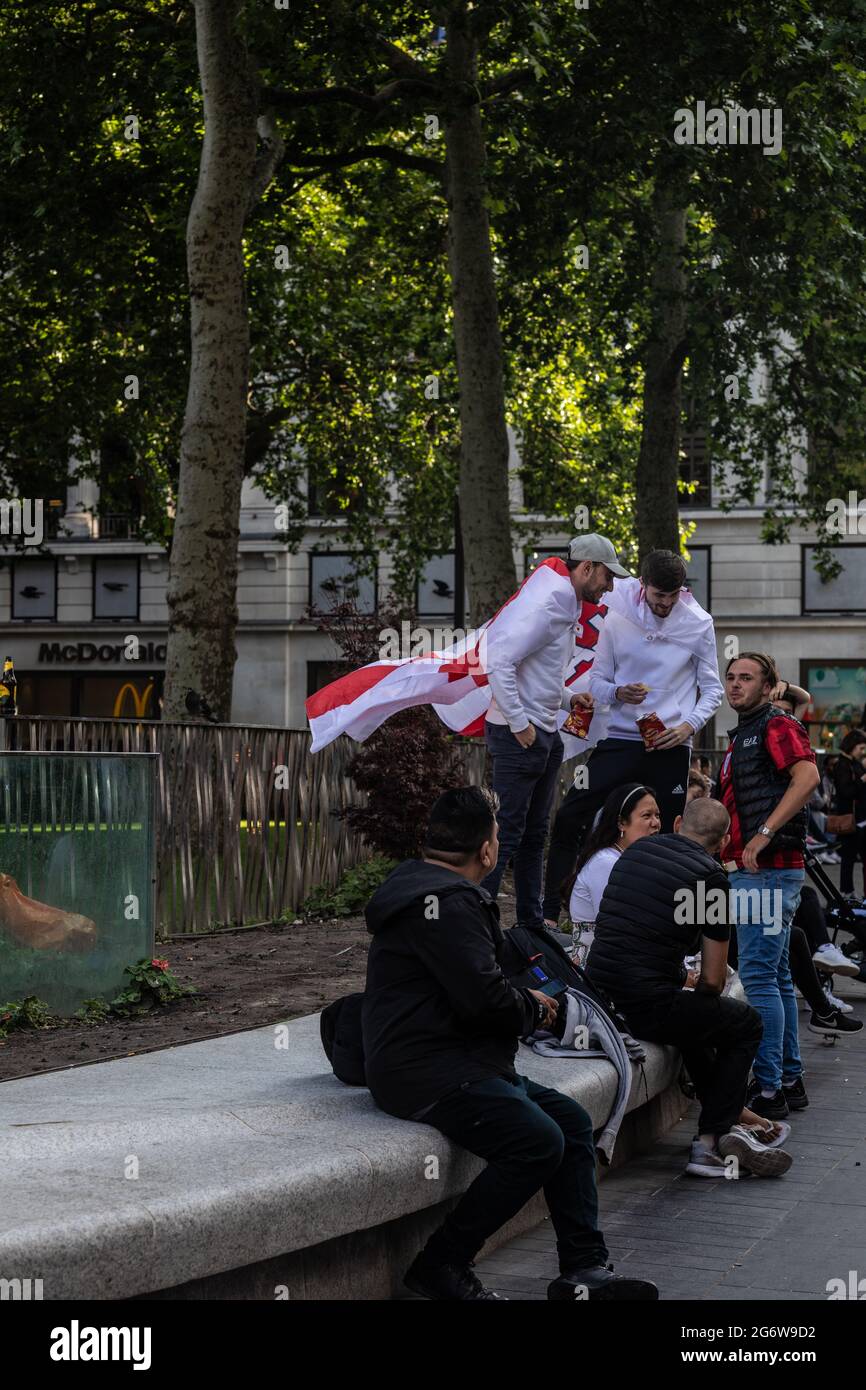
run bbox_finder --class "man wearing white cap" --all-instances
[482,534,632,928]
[542,548,723,923]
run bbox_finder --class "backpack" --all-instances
[498,923,632,1038]
[319,992,367,1086]
[319,924,631,1086]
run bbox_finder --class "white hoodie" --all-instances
[587,579,722,743]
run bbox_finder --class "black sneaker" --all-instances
[404,1255,506,1301]
[745,1081,790,1120]
[809,1009,864,1036]
[782,1077,809,1110]
[548,1263,659,1301]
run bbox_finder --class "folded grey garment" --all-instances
[620,1033,647,1062]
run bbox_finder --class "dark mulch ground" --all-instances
[0,893,520,1083]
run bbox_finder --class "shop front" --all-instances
[3,634,165,719]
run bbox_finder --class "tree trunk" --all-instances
[634,176,688,557]
[163,0,258,722]
[443,6,517,624]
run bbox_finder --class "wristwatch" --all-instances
[757,824,774,838]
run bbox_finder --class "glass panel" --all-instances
[310,554,375,613]
[803,663,866,751]
[14,674,74,717]
[0,753,156,1015]
[11,559,56,619]
[94,557,139,619]
[684,548,709,609]
[803,547,866,613]
[418,553,457,618]
[525,547,562,577]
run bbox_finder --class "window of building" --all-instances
[679,429,711,507]
[93,557,140,620]
[802,546,866,614]
[11,558,57,620]
[683,546,711,610]
[309,553,376,614]
[799,659,866,751]
[524,546,564,577]
[307,660,353,700]
[417,552,468,622]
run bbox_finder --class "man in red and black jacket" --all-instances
[717,653,820,1122]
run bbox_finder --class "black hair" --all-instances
[573,782,657,875]
[424,785,498,860]
[640,549,687,592]
[840,728,866,755]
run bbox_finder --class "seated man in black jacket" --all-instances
[362,785,658,1302]
[586,798,794,1179]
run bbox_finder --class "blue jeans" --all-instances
[482,721,564,927]
[731,868,804,1092]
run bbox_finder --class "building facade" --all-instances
[0,467,863,747]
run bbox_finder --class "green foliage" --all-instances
[0,995,53,1038]
[107,958,196,1017]
[301,856,398,920]
[74,998,112,1025]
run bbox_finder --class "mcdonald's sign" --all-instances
[113,681,154,719]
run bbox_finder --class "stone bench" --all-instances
[0,1014,685,1300]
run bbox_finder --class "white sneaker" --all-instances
[825,989,854,1013]
[813,944,856,972]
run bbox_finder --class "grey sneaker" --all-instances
[718,1125,793,1177]
[685,1140,728,1178]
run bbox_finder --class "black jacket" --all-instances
[585,833,730,1022]
[833,753,866,819]
[724,702,808,854]
[362,860,537,1119]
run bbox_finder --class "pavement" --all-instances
[474,969,866,1300]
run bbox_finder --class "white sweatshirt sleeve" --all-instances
[586,619,620,709]
[683,626,724,733]
[485,591,559,732]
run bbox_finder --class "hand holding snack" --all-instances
[636,711,667,748]
[651,721,694,751]
[563,698,594,738]
[616,682,650,705]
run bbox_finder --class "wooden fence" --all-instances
[0,717,722,938]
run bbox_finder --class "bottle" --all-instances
[0,657,17,718]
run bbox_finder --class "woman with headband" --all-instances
[566,783,661,967]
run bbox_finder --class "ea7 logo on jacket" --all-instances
[742,736,760,747]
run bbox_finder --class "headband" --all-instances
[618,786,645,820]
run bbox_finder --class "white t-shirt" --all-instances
[569,846,621,967]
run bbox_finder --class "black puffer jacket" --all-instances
[585,833,730,1021]
[362,861,537,1119]
[725,702,808,853]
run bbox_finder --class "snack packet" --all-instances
[636,711,667,748]
[563,704,594,738]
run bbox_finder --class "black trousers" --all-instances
[793,885,831,953]
[839,828,866,895]
[624,992,762,1137]
[420,1074,607,1274]
[543,737,691,921]
[788,923,831,1016]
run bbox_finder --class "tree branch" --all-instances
[373,35,436,84]
[249,110,285,209]
[260,78,440,116]
[281,144,443,180]
[480,66,536,100]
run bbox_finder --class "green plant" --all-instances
[75,998,111,1024]
[0,995,52,1038]
[108,958,196,1018]
[301,856,397,920]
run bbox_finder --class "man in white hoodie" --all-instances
[542,549,723,923]
[482,533,632,928]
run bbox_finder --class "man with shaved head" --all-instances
[586,797,793,1178]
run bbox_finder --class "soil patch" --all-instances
[0,896,519,1082]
